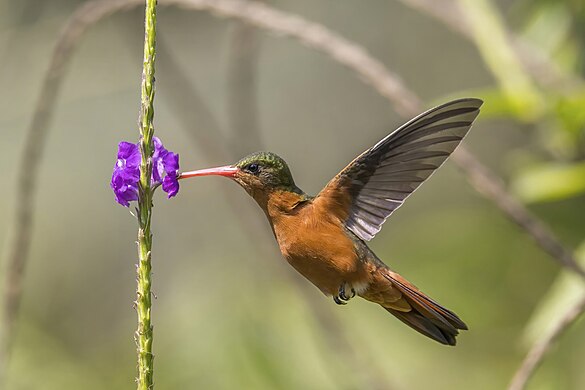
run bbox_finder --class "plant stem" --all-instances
[136,0,157,389]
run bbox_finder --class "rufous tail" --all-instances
[374,269,467,346]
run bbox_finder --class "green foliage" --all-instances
[523,242,585,346]
[465,0,585,207]
[553,92,585,158]
[460,0,544,120]
[512,162,585,203]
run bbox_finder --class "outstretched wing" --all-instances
[318,98,483,241]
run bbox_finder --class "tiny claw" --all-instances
[338,283,356,301]
[333,296,347,305]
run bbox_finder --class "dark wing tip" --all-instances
[444,97,483,108]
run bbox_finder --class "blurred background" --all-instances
[1,0,584,389]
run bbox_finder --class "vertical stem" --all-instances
[136,0,157,389]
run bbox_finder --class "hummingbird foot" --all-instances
[333,282,356,305]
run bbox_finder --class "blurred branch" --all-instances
[154,33,279,261]
[397,0,582,90]
[508,294,585,390]
[170,0,423,117]
[0,0,140,382]
[452,148,585,280]
[522,244,585,346]
[4,0,584,385]
[226,18,262,156]
[458,0,542,118]
[157,38,231,162]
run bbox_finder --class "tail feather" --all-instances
[382,271,467,346]
[386,308,457,345]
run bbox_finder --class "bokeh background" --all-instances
[1,0,585,389]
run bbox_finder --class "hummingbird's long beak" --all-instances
[179,165,239,180]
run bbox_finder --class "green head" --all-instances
[234,151,297,191]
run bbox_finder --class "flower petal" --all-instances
[152,157,165,184]
[152,136,168,159]
[117,142,136,159]
[151,137,169,184]
[162,174,179,198]
[163,152,179,174]
[118,142,141,168]
[111,168,139,207]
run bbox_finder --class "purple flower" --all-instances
[151,137,180,198]
[152,137,167,184]
[161,152,179,198]
[111,142,140,207]
[111,169,140,207]
[111,137,180,207]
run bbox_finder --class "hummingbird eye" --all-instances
[246,163,260,174]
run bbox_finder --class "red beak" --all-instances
[179,165,239,180]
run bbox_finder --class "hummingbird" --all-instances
[180,98,482,345]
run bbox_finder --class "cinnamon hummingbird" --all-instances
[181,98,483,345]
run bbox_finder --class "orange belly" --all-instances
[270,203,370,296]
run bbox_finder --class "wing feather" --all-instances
[317,98,483,241]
